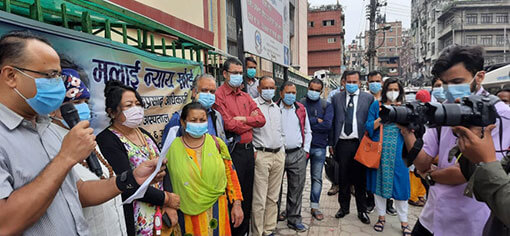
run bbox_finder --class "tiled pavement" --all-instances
[274,165,422,236]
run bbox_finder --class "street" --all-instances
[275,165,422,236]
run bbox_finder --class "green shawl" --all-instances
[166,134,230,215]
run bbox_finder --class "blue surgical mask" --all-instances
[261,89,275,101]
[228,74,243,87]
[197,92,215,109]
[307,90,321,101]
[432,87,446,102]
[185,122,208,138]
[445,83,471,103]
[14,70,66,115]
[369,82,382,94]
[247,68,256,78]
[283,93,296,105]
[58,102,91,128]
[345,83,359,94]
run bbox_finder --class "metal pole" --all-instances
[233,0,247,89]
[504,25,507,63]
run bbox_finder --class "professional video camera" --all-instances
[380,94,500,135]
[379,94,501,166]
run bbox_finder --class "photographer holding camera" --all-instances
[452,124,510,235]
[397,45,510,236]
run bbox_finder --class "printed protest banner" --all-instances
[0,13,201,146]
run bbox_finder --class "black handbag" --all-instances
[324,154,339,184]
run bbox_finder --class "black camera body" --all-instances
[380,94,500,131]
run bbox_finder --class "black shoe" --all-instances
[358,212,371,224]
[366,205,375,214]
[335,209,349,218]
[386,201,397,216]
[278,211,287,221]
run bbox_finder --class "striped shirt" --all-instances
[0,103,89,235]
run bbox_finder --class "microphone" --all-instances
[60,103,103,178]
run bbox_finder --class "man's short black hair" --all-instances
[280,81,295,92]
[309,78,324,90]
[222,57,243,72]
[259,75,273,84]
[245,56,257,65]
[432,45,484,78]
[0,30,53,67]
[341,70,361,81]
[368,71,382,78]
[496,88,510,96]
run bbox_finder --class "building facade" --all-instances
[365,21,404,77]
[411,0,510,86]
[307,3,345,76]
[345,40,367,73]
[437,0,510,66]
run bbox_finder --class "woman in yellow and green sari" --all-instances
[166,102,244,236]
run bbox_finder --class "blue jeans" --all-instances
[308,147,326,209]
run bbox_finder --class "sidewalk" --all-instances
[275,166,422,236]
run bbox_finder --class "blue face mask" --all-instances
[283,93,296,105]
[14,70,66,115]
[261,89,275,101]
[185,122,208,138]
[432,87,446,102]
[307,90,321,101]
[59,102,91,128]
[368,82,382,94]
[247,68,256,78]
[228,74,243,87]
[445,83,471,103]
[345,83,359,94]
[197,92,215,109]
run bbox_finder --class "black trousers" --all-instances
[229,143,255,236]
[335,138,367,213]
[412,219,434,236]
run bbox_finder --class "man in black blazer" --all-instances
[329,70,374,224]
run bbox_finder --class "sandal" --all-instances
[402,224,412,236]
[373,218,385,232]
[408,199,425,207]
[311,209,324,221]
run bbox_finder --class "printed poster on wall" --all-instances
[0,14,201,146]
[241,0,290,66]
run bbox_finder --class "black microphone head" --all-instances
[60,103,80,128]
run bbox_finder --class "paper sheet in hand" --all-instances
[123,153,165,204]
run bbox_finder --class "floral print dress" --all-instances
[110,128,163,236]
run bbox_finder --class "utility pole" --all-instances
[367,0,378,72]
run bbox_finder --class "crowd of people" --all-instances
[1,30,510,236]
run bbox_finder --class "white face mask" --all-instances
[386,91,400,102]
[122,106,144,128]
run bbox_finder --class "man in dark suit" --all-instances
[329,70,374,224]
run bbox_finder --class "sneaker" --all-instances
[386,200,397,216]
[288,223,308,232]
[366,205,375,214]
[327,185,339,195]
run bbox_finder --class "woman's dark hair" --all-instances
[104,80,144,117]
[180,102,207,121]
[381,78,405,104]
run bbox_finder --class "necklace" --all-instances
[114,125,143,147]
[182,135,205,149]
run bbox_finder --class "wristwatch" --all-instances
[425,172,435,186]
